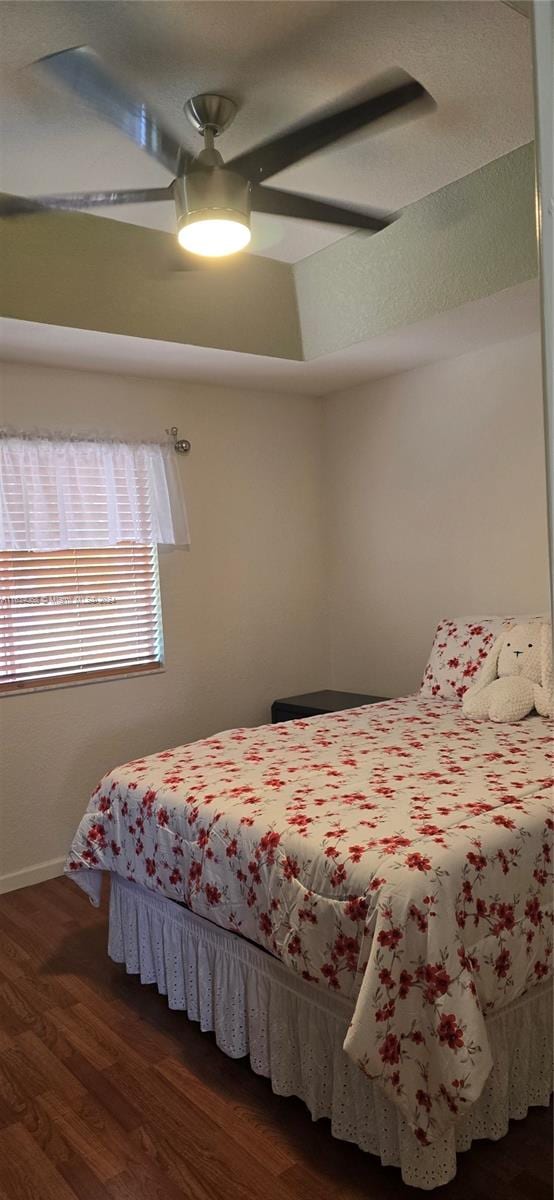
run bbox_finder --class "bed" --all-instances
[66,617,552,1184]
[66,640,553,1190]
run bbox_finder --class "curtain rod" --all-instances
[1,427,191,454]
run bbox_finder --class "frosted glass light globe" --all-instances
[178,216,251,257]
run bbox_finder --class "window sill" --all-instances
[0,663,166,698]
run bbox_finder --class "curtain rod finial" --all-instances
[166,427,191,454]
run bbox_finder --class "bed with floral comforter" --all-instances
[66,696,553,1146]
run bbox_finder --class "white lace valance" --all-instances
[0,434,190,550]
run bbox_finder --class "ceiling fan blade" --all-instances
[0,194,44,216]
[35,45,192,177]
[229,77,430,184]
[1,187,173,217]
[1,192,204,272]
[252,185,393,232]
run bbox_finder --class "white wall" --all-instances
[323,332,550,698]
[0,361,326,888]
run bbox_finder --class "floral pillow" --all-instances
[420,615,547,703]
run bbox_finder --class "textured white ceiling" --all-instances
[0,1,534,263]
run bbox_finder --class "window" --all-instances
[0,544,163,693]
[1,431,190,693]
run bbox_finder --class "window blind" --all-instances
[0,544,163,692]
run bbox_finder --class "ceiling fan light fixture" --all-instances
[16,59,431,250]
[174,169,251,258]
[177,213,251,257]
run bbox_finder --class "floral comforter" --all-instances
[66,696,553,1144]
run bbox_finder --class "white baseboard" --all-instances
[0,856,66,895]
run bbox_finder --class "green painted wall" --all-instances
[1,144,537,362]
[0,206,303,361]
[294,143,537,360]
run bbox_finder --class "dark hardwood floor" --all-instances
[0,877,551,1200]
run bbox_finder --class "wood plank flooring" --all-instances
[0,876,551,1200]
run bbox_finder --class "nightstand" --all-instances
[271,689,387,723]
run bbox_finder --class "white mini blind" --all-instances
[0,545,163,692]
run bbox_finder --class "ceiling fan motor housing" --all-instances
[174,168,252,235]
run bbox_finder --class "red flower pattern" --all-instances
[66,694,553,1146]
[421,616,544,703]
[437,1012,464,1049]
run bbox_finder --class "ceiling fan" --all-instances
[2,45,433,261]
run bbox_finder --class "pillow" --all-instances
[420,615,548,703]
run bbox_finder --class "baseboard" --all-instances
[0,856,66,895]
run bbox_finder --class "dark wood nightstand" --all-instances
[271,689,387,723]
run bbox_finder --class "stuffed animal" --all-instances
[462,621,553,723]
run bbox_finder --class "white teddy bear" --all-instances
[462,621,553,723]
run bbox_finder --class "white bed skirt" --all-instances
[108,873,553,1190]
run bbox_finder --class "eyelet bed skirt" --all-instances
[107,873,553,1190]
